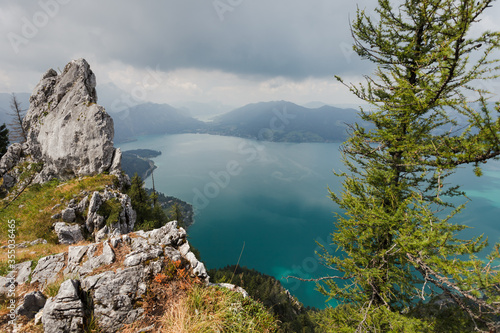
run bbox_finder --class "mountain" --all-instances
[208,100,363,142]
[111,100,366,143]
[112,102,206,143]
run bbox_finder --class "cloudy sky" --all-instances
[1,0,500,110]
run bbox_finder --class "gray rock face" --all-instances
[61,208,76,223]
[85,190,136,242]
[16,291,47,318]
[14,260,32,285]
[1,222,210,332]
[0,143,23,177]
[82,267,145,331]
[0,260,32,294]
[31,253,66,287]
[0,59,126,192]
[42,279,85,333]
[210,283,250,298]
[54,222,84,245]
[22,59,120,182]
[65,241,116,276]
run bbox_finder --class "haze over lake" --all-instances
[118,133,500,309]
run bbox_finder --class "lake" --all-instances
[117,133,500,309]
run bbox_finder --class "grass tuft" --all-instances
[160,284,279,333]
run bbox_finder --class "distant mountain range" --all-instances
[0,86,365,144]
[206,101,362,142]
[2,89,489,145]
[111,100,364,143]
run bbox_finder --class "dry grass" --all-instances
[121,258,279,333]
[0,314,44,333]
[0,174,115,277]
[0,243,71,271]
[158,284,279,333]
[0,174,115,245]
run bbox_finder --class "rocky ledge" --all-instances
[1,221,208,333]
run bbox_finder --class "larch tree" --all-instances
[8,93,27,143]
[301,0,500,331]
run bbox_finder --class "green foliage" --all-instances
[45,277,66,297]
[0,174,115,245]
[209,266,317,333]
[145,188,194,229]
[168,203,184,228]
[128,173,151,227]
[121,150,157,179]
[184,284,279,333]
[313,304,433,333]
[315,0,500,330]
[127,173,168,231]
[97,198,122,227]
[408,296,488,332]
[124,149,161,159]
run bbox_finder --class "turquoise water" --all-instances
[118,134,500,309]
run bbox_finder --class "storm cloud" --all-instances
[1,0,500,106]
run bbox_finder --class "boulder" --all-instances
[82,267,145,331]
[31,253,66,287]
[0,261,32,294]
[42,279,85,333]
[0,143,23,176]
[14,260,32,285]
[85,190,136,242]
[54,222,84,245]
[0,143,24,191]
[16,291,46,318]
[61,208,76,223]
[211,283,250,298]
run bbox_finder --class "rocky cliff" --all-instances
[1,222,208,332]
[0,59,122,188]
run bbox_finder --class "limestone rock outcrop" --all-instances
[53,222,84,245]
[23,59,120,182]
[42,279,85,333]
[50,187,136,244]
[16,291,47,319]
[0,59,124,190]
[85,189,136,242]
[0,222,209,333]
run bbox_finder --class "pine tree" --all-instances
[168,203,184,228]
[0,123,9,158]
[128,173,169,230]
[8,93,27,143]
[308,0,500,330]
[128,173,152,228]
